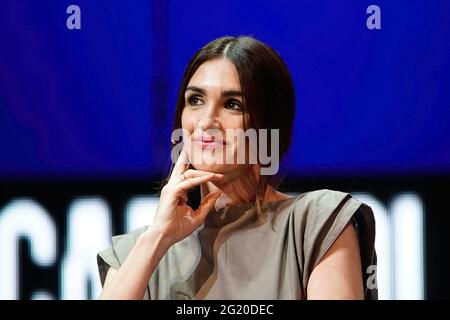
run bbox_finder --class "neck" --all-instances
[200,165,285,211]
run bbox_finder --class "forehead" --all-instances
[187,59,241,90]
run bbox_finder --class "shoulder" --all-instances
[297,189,375,238]
[291,189,364,222]
[289,188,372,263]
[292,189,377,299]
[299,188,360,208]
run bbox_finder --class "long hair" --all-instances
[163,35,295,221]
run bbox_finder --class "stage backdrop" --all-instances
[1,0,449,179]
[0,0,449,299]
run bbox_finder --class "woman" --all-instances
[97,36,377,300]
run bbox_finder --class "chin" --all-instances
[192,162,251,177]
[187,147,245,173]
[191,162,227,173]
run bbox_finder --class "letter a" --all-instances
[66,5,81,30]
[366,5,381,30]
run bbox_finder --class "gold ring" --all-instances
[180,169,188,181]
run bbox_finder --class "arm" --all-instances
[98,148,222,300]
[98,226,172,300]
[307,223,364,300]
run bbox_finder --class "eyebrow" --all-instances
[185,86,242,98]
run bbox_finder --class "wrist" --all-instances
[140,224,175,252]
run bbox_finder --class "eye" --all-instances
[187,95,204,106]
[225,100,243,112]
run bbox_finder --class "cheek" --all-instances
[180,110,195,160]
[222,115,244,132]
[224,117,245,144]
[181,109,195,133]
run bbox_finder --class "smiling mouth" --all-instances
[192,136,226,149]
[194,133,225,142]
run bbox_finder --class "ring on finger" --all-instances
[180,169,189,181]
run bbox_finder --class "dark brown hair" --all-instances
[167,35,295,220]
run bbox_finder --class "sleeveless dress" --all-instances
[97,189,378,299]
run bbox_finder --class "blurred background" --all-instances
[0,0,449,299]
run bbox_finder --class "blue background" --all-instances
[1,0,449,179]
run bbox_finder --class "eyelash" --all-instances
[186,95,243,112]
[187,95,203,106]
[225,100,243,111]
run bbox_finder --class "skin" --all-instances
[99,58,364,300]
[181,58,287,208]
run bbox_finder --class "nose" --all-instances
[196,103,221,131]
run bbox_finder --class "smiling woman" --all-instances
[170,36,296,216]
[181,59,248,176]
[96,36,378,300]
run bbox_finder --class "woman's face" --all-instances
[181,58,251,174]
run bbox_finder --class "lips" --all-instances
[192,136,225,145]
[192,136,226,149]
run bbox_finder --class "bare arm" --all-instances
[98,148,222,300]
[307,223,364,300]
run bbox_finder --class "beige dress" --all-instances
[97,189,378,299]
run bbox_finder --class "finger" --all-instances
[175,173,223,194]
[194,191,222,224]
[168,148,190,184]
[178,169,224,183]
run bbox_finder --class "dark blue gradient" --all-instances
[0,0,449,178]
